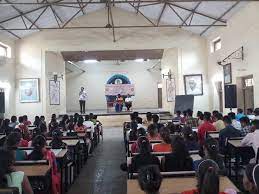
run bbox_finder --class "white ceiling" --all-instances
[0,0,248,39]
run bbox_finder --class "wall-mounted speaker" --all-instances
[224,85,237,108]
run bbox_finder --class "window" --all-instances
[210,37,221,53]
[0,42,11,58]
[0,44,7,57]
[245,78,254,87]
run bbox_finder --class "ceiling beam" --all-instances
[0,24,227,31]
[157,3,167,26]
[29,6,49,29]
[0,25,21,39]
[0,0,257,4]
[200,1,240,35]
[168,2,227,23]
[181,1,201,25]
[168,4,187,25]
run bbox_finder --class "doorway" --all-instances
[237,75,254,113]
[158,83,162,108]
[215,81,223,113]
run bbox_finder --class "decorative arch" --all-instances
[106,74,131,102]
[106,74,131,84]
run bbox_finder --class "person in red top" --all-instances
[181,159,229,194]
[147,124,161,141]
[23,115,32,126]
[198,112,216,145]
[153,127,172,152]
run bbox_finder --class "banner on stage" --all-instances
[105,84,135,95]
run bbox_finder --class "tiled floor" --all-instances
[68,127,127,194]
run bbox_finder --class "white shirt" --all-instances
[83,120,94,138]
[79,90,87,101]
[241,130,259,160]
[232,120,241,130]
[125,97,132,103]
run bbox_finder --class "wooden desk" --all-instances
[209,133,219,139]
[228,139,243,148]
[47,139,79,147]
[127,177,238,194]
[0,135,6,140]
[15,165,51,177]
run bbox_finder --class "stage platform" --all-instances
[59,109,171,127]
[61,108,170,117]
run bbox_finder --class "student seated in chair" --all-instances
[4,132,27,161]
[152,115,164,132]
[162,136,193,172]
[49,129,67,149]
[129,136,160,173]
[240,116,252,137]
[147,124,161,141]
[153,127,172,152]
[182,127,199,151]
[74,116,86,133]
[0,149,33,194]
[181,159,235,194]
[243,164,259,194]
[138,165,162,194]
[28,135,61,194]
[198,112,216,146]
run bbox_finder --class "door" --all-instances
[215,81,223,113]
[242,76,254,112]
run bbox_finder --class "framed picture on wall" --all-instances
[184,74,203,96]
[166,78,176,102]
[49,80,60,105]
[223,63,232,84]
[19,78,40,103]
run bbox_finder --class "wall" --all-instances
[207,2,259,113]
[14,7,210,116]
[45,51,66,119]
[66,60,161,112]
[0,34,16,118]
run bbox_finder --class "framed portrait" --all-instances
[49,80,60,105]
[223,63,232,84]
[166,78,176,102]
[19,78,40,103]
[184,74,203,96]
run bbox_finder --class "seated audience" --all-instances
[203,138,225,174]
[147,124,161,141]
[83,115,95,139]
[48,117,59,134]
[128,123,138,142]
[138,165,162,194]
[181,111,187,124]
[197,111,204,126]
[240,116,251,137]
[243,164,259,194]
[236,108,245,121]
[28,135,60,194]
[212,110,219,123]
[22,115,31,126]
[28,128,42,147]
[137,117,145,130]
[219,116,241,154]
[50,129,67,149]
[183,127,199,151]
[131,128,147,153]
[33,116,41,128]
[152,114,164,132]
[241,120,259,162]
[213,113,225,131]
[153,128,172,152]
[74,116,86,132]
[17,116,29,136]
[40,115,47,126]
[228,112,241,130]
[4,132,27,161]
[59,114,69,130]
[181,159,230,194]
[143,112,153,127]
[173,110,182,121]
[247,108,255,120]
[198,112,216,145]
[0,149,33,194]
[9,116,18,129]
[130,136,160,173]
[13,129,28,147]
[1,119,13,135]
[186,109,198,128]
[162,136,193,172]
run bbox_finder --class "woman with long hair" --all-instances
[0,149,33,194]
[153,127,172,152]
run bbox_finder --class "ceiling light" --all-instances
[84,59,98,63]
[135,58,144,62]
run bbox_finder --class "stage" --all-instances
[60,109,171,127]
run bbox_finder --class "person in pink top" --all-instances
[198,112,216,145]
[147,124,161,141]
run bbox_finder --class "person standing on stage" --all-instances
[125,94,133,111]
[115,94,124,112]
[79,87,87,114]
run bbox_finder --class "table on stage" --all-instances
[127,177,238,194]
